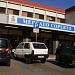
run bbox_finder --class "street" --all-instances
[0,59,75,75]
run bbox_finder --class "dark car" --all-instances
[0,38,11,66]
[56,42,75,66]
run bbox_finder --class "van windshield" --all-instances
[72,46,75,54]
[33,43,47,49]
[0,39,8,48]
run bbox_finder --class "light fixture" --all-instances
[5,26,18,28]
[2,32,12,34]
[41,30,51,32]
[69,34,75,35]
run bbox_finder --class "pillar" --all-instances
[22,29,31,42]
[52,33,59,54]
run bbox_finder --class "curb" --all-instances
[47,55,56,60]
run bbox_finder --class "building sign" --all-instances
[8,15,75,33]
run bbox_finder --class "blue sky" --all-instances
[28,0,75,9]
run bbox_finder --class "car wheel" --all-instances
[41,58,46,63]
[64,61,69,67]
[25,56,32,64]
[58,59,62,65]
[7,61,10,66]
[11,52,15,59]
[14,54,18,60]
[56,54,59,61]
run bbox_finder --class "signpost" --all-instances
[33,22,39,42]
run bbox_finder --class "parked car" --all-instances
[0,38,11,66]
[13,42,49,64]
[56,42,75,66]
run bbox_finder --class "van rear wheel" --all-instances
[25,56,32,64]
[41,58,46,63]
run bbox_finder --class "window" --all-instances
[27,12,33,17]
[46,16,55,21]
[18,43,24,49]
[39,14,44,19]
[57,18,65,23]
[13,10,19,15]
[22,11,33,18]
[35,13,39,19]
[7,9,19,15]
[24,43,30,49]
[35,13,44,20]
[0,7,6,14]
[7,9,13,14]
[22,11,27,16]
[33,43,47,49]
[0,39,8,48]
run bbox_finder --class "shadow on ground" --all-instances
[47,60,75,68]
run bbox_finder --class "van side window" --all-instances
[18,43,24,49]
[24,43,30,49]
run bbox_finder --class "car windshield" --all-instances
[0,39,8,48]
[60,42,75,54]
[33,43,47,49]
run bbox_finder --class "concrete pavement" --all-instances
[47,54,56,60]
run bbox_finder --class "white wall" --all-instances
[0,14,7,23]
[22,6,34,12]
[0,1,65,20]
[46,11,56,17]
[57,13,65,19]
[7,3,20,10]
[0,1,6,7]
[35,8,45,15]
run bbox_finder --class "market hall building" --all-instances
[0,0,75,54]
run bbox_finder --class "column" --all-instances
[19,4,22,16]
[52,33,59,54]
[44,10,46,20]
[55,12,58,22]
[33,7,35,18]
[22,29,31,42]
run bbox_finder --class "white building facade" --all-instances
[0,0,75,54]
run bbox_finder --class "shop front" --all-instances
[0,14,75,54]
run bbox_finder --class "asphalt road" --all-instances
[0,59,75,75]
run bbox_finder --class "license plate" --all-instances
[38,56,44,58]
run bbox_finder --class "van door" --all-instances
[15,43,24,58]
[22,43,30,57]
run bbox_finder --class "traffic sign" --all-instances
[33,22,39,28]
[33,28,39,33]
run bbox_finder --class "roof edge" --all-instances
[5,0,65,13]
[65,6,75,13]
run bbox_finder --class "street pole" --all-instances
[36,32,37,42]
[33,22,39,42]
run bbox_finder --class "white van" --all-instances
[14,42,49,64]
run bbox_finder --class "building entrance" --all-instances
[0,26,75,54]
[0,28,22,48]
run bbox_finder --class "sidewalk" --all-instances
[47,54,56,60]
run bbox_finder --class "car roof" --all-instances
[21,42,45,44]
[0,38,8,40]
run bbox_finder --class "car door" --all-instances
[22,43,30,57]
[15,43,24,58]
